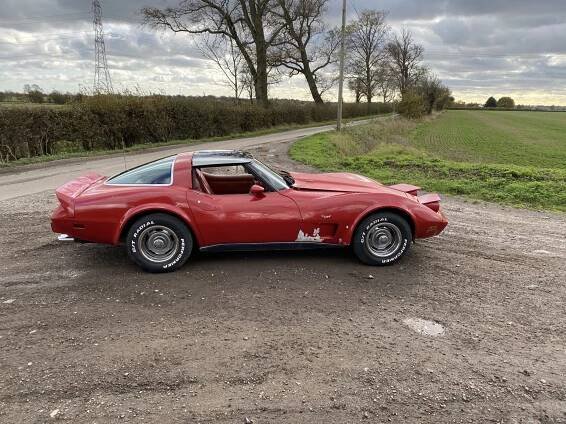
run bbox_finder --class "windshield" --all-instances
[247,159,290,191]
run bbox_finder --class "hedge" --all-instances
[0,95,391,163]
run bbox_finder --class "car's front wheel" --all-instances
[126,213,193,273]
[353,212,412,266]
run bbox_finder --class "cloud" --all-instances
[0,0,565,104]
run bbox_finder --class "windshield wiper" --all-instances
[278,169,295,187]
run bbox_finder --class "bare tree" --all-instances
[386,28,424,94]
[417,72,451,114]
[374,67,397,103]
[142,0,285,107]
[348,77,363,103]
[239,53,280,103]
[24,84,44,103]
[345,10,389,104]
[196,34,245,101]
[240,65,255,102]
[272,0,339,103]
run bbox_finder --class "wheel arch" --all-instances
[114,206,200,247]
[349,206,416,243]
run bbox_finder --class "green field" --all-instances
[290,110,566,212]
[412,110,566,168]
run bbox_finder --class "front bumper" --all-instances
[413,206,448,239]
[425,208,448,237]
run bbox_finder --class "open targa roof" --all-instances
[191,150,254,167]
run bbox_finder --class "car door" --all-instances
[188,171,301,246]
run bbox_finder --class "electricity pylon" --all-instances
[92,0,113,94]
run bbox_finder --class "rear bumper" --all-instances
[51,205,74,235]
[51,205,117,244]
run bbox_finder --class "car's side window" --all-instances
[107,156,175,185]
[193,165,259,195]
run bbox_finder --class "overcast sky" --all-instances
[0,0,565,105]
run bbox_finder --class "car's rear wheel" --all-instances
[126,213,193,273]
[353,212,412,266]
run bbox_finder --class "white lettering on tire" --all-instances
[163,238,185,269]
[360,217,388,244]
[130,220,155,253]
[380,239,408,264]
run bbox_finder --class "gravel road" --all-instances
[0,134,565,423]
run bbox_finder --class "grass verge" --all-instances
[290,113,566,212]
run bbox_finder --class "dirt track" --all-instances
[1,140,565,423]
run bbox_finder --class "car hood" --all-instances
[290,172,388,193]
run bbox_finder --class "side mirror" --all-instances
[250,184,265,197]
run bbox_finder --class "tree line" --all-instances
[449,97,517,110]
[484,96,515,109]
[345,11,451,117]
[0,85,80,105]
[142,1,451,116]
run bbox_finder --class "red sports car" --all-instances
[51,150,447,272]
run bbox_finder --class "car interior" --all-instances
[192,166,260,195]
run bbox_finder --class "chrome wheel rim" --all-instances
[138,225,179,263]
[365,222,403,258]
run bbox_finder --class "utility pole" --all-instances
[92,0,113,94]
[336,0,347,131]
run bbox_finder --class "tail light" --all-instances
[56,191,75,217]
[418,193,441,212]
[389,183,421,197]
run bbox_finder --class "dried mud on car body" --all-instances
[0,142,565,423]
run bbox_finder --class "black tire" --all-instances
[352,212,412,266]
[126,213,193,273]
